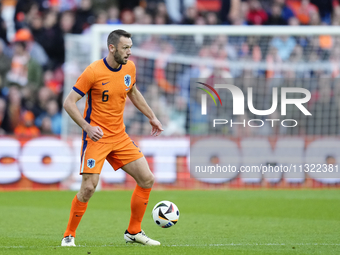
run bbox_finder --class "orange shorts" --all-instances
[79,136,144,174]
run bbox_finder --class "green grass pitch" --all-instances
[0,189,339,255]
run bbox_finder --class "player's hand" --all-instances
[149,118,163,136]
[85,125,103,142]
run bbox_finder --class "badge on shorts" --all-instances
[87,159,95,169]
[124,75,131,87]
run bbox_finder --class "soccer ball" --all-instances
[152,201,180,228]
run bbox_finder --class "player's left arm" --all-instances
[127,84,164,136]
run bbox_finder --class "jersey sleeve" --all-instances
[73,66,95,97]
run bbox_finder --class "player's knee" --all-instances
[141,173,154,189]
[85,184,96,195]
[80,184,96,201]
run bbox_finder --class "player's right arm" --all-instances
[63,90,103,142]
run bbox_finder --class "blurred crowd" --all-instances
[0,0,340,137]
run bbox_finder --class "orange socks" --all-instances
[127,185,151,234]
[64,195,88,237]
[64,186,150,237]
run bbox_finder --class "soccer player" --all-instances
[61,29,163,247]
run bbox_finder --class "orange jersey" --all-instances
[73,58,136,142]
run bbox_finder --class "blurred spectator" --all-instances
[247,0,268,25]
[14,110,40,137]
[35,98,61,134]
[182,6,198,24]
[155,13,168,25]
[29,13,44,41]
[14,0,39,30]
[40,116,53,135]
[287,0,318,25]
[95,9,108,24]
[309,9,321,25]
[0,3,9,45]
[156,2,170,23]
[152,41,178,93]
[40,11,64,69]
[121,9,135,24]
[271,36,296,61]
[165,0,196,24]
[224,36,238,60]
[177,47,213,103]
[206,12,219,25]
[7,41,31,86]
[274,0,295,22]
[127,83,169,136]
[7,86,22,132]
[0,40,11,87]
[163,96,186,135]
[195,15,206,25]
[6,40,43,89]
[32,86,53,118]
[288,16,300,25]
[133,6,145,24]
[155,3,171,25]
[142,12,153,25]
[73,0,95,33]
[330,42,340,78]
[219,0,241,24]
[144,84,169,130]
[333,5,340,25]
[289,45,304,63]
[60,11,76,33]
[21,86,35,111]
[265,3,287,25]
[30,11,64,69]
[107,5,121,24]
[44,69,63,94]
[231,0,248,25]
[12,28,48,67]
[0,97,10,134]
[310,0,335,24]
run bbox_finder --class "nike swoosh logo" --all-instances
[102,82,110,85]
[128,236,136,241]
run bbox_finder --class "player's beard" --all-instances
[114,50,127,65]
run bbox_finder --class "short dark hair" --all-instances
[107,29,131,48]
[326,155,335,160]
